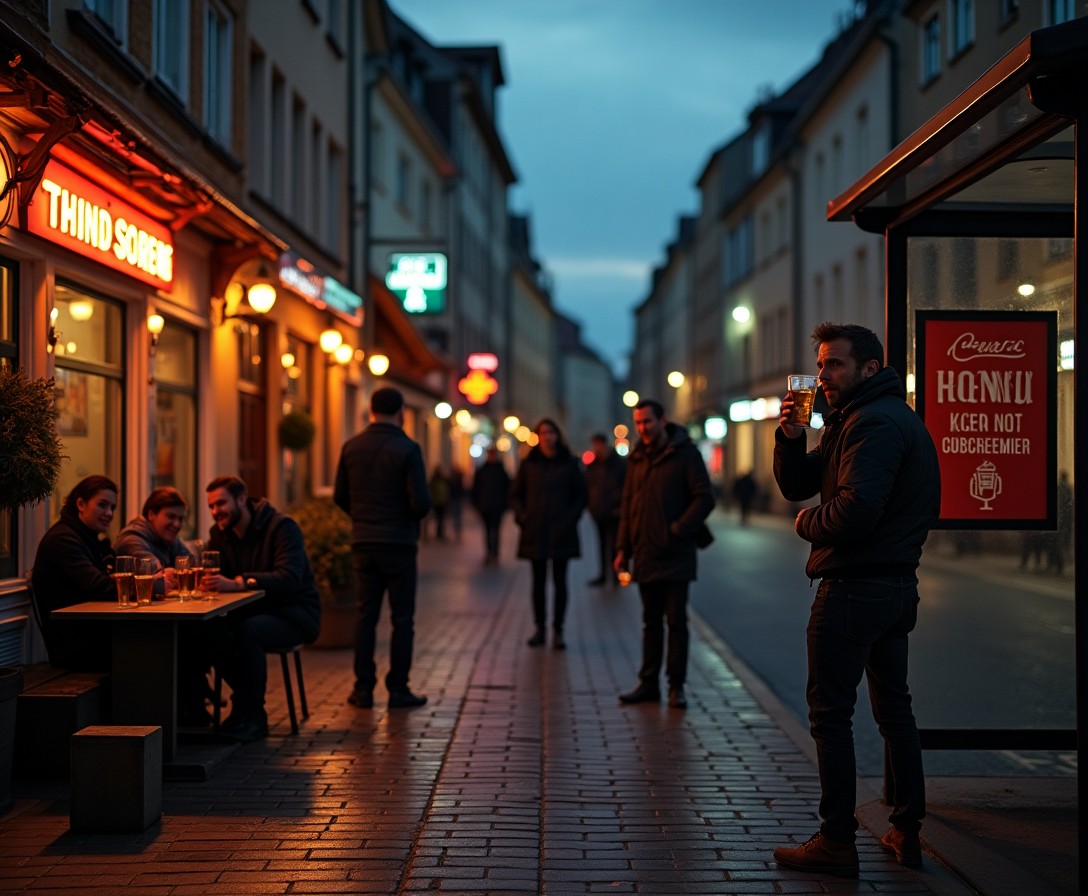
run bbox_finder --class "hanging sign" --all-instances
[385,253,447,314]
[26,159,174,290]
[916,310,1056,529]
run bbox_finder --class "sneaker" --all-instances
[347,690,373,708]
[388,688,427,709]
[773,832,859,878]
[618,683,660,704]
[880,826,922,867]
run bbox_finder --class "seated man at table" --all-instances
[31,474,118,671]
[115,486,211,726]
[204,475,320,743]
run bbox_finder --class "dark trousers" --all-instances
[530,557,569,630]
[481,512,503,559]
[352,547,418,694]
[215,610,313,722]
[636,580,689,688]
[592,515,618,580]
[807,577,925,843]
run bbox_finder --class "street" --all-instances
[690,508,1077,777]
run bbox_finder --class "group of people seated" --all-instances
[30,474,320,744]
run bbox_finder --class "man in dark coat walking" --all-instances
[614,399,713,709]
[584,433,626,586]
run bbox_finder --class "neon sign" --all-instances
[27,160,174,290]
[385,253,447,314]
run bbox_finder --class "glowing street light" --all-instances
[622,390,639,408]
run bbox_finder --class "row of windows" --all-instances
[370,123,438,236]
[248,52,345,252]
[920,0,1077,85]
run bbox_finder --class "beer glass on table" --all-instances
[134,557,156,606]
[113,555,137,609]
[175,555,194,601]
[200,550,220,602]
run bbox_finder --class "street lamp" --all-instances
[667,370,685,388]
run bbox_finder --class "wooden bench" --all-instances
[15,666,109,777]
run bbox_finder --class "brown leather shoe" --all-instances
[880,826,922,867]
[773,832,859,878]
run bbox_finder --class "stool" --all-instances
[70,725,162,833]
[16,671,109,777]
[213,644,309,734]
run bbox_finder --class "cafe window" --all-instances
[152,320,198,537]
[281,334,311,508]
[0,257,17,579]
[51,284,125,524]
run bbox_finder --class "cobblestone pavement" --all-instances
[0,518,998,895]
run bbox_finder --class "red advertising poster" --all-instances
[916,311,1056,529]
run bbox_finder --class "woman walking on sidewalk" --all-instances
[509,418,587,649]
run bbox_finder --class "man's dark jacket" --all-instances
[206,497,320,639]
[334,421,431,546]
[509,445,587,560]
[585,450,626,521]
[773,366,941,580]
[616,422,714,583]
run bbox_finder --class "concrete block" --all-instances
[70,725,162,833]
[16,672,108,777]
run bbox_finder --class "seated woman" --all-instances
[30,475,118,670]
[114,486,193,594]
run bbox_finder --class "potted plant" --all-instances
[0,367,64,512]
[292,496,355,648]
[0,367,64,810]
[278,410,316,452]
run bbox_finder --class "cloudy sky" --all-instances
[392,0,856,378]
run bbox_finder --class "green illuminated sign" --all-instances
[385,253,447,314]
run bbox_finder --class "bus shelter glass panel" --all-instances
[904,234,1074,740]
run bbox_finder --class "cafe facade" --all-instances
[0,8,396,667]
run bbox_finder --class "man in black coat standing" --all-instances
[771,323,940,878]
[471,446,511,565]
[334,387,432,709]
[614,399,713,709]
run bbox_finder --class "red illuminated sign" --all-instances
[26,160,174,290]
[458,369,499,405]
[916,311,1056,528]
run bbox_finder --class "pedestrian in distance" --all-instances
[428,465,450,540]
[772,322,940,878]
[585,432,626,587]
[204,475,321,743]
[731,471,757,525]
[614,399,714,710]
[334,386,432,709]
[471,446,511,565]
[509,417,587,650]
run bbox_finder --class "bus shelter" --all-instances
[828,16,1087,886]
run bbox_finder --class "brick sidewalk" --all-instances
[1,518,969,895]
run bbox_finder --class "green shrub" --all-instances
[0,367,65,512]
[292,496,354,605]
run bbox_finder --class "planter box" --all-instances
[312,603,355,649]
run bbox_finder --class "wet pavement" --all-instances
[0,512,1077,894]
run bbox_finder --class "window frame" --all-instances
[153,0,190,101]
[203,0,234,146]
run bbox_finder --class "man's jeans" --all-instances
[637,580,689,689]
[807,576,925,842]
[352,547,418,694]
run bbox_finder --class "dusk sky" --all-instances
[392,1,857,378]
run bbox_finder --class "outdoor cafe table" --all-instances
[51,590,264,779]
